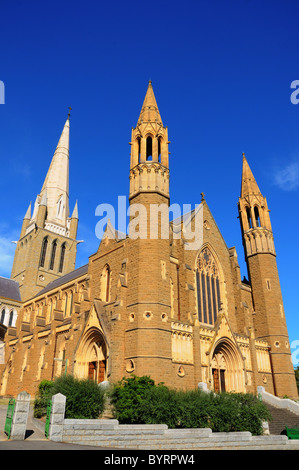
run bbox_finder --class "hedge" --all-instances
[109,375,272,435]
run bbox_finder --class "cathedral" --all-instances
[0,81,297,399]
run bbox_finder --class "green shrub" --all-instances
[174,389,212,429]
[138,385,181,428]
[110,375,272,435]
[33,380,54,418]
[109,375,156,423]
[34,375,106,419]
[221,392,272,435]
[50,375,106,419]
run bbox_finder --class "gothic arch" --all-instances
[210,337,245,393]
[58,242,66,273]
[100,264,111,303]
[49,239,58,270]
[39,236,48,267]
[74,327,108,383]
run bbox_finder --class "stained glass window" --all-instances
[196,247,222,325]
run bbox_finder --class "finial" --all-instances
[149,79,152,85]
[67,106,72,120]
[201,192,205,201]
[242,152,246,158]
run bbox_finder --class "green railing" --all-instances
[286,426,299,439]
[4,398,16,439]
[45,399,52,438]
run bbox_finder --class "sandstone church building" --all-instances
[0,82,297,398]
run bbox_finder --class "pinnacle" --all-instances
[71,200,79,219]
[137,80,163,125]
[241,153,261,197]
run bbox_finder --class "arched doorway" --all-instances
[211,338,245,393]
[74,327,108,383]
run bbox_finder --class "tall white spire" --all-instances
[40,112,70,226]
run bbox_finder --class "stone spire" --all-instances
[71,200,78,219]
[19,202,32,238]
[10,110,78,301]
[137,80,163,125]
[241,153,261,197]
[40,114,70,225]
[24,202,31,220]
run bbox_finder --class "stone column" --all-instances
[10,391,30,440]
[48,393,66,442]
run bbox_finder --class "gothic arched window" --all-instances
[63,292,68,318]
[137,137,141,163]
[8,310,14,327]
[66,291,73,317]
[101,265,111,302]
[59,243,66,273]
[254,206,261,227]
[246,207,252,229]
[196,247,222,325]
[39,237,48,267]
[158,137,162,163]
[1,309,5,324]
[49,240,57,270]
[146,136,153,161]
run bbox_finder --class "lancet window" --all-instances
[196,247,222,325]
[100,265,111,302]
[59,243,66,273]
[49,239,57,270]
[246,207,252,229]
[254,206,261,227]
[39,237,48,268]
[146,136,153,160]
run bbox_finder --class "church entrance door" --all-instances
[88,361,97,381]
[212,368,226,393]
[211,339,245,393]
[75,327,108,384]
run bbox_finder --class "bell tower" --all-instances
[129,80,170,201]
[125,81,172,383]
[238,154,297,397]
[11,111,79,301]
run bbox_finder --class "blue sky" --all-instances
[0,0,298,363]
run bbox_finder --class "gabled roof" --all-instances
[0,277,21,302]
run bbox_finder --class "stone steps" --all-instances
[265,403,299,435]
[61,421,299,450]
